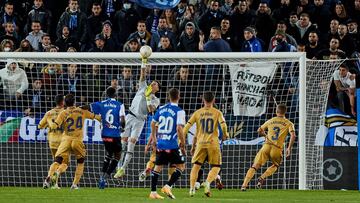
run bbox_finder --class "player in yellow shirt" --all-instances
[39,95,68,189]
[183,91,229,197]
[45,94,101,189]
[241,104,296,190]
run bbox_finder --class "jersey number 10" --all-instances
[200,118,214,134]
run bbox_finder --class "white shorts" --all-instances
[122,114,145,140]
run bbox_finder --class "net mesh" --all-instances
[0,54,341,189]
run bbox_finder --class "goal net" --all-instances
[0,52,341,189]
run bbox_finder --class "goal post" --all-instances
[0,52,339,189]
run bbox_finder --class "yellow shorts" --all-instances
[55,137,86,161]
[50,148,70,165]
[253,143,282,167]
[192,146,221,166]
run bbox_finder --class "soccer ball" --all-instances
[140,45,152,58]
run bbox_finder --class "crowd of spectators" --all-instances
[0,0,359,116]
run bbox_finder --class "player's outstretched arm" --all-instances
[257,127,266,137]
[140,66,146,82]
[38,112,49,129]
[50,111,66,129]
[219,112,229,141]
[190,135,197,156]
[177,125,186,156]
[286,131,296,158]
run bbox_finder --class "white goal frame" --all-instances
[0,52,307,190]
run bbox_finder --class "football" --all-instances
[140,45,152,58]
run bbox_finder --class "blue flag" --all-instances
[131,0,180,9]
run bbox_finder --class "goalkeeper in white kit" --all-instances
[114,65,161,178]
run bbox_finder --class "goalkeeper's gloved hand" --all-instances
[145,85,152,98]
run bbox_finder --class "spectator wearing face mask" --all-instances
[0,39,14,52]
[127,20,152,46]
[114,1,140,44]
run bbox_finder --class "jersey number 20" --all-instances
[158,116,174,134]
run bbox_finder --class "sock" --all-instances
[146,160,155,171]
[168,167,176,180]
[242,167,256,188]
[102,155,111,174]
[167,168,182,187]
[206,167,221,184]
[73,163,84,185]
[57,163,68,173]
[118,140,127,168]
[260,165,278,180]
[122,141,135,170]
[106,158,119,176]
[48,162,59,177]
[190,164,201,189]
[197,168,204,183]
[151,170,160,192]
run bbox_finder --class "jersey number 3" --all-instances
[272,127,280,141]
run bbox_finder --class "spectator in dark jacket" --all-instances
[158,35,175,52]
[177,22,200,52]
[55,25,78,52]
[25,78,49,112]
[241,26,262,52]
[146,9,162,34]
[254,2,275,48]
[0,2,20,35]
[292,12,318,44]
[127,20,151,46]
[200,26,231,52]
[82,2,106,51]
[305,31,323,59]
[98,20,120,51]
[322,19,339,46]
[230,1,256,50]
[310,0,331,34]
[101,0,121,21]
[268,21,297,52]
[0,22,20,48]
[88,34,108,52]
[220,18,236,51]
[272,0,293,23]
[37,33,51,52]
[150,16,176,51]
[114,1,141,44]
[198,0,225,39]
[337,24,356,57]
[25,0,52,34]
[56,0,87,43]
[123,37,140,52]
[347,19,360,51]
[57,63,85,102]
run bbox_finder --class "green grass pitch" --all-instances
[1,187,360,203]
